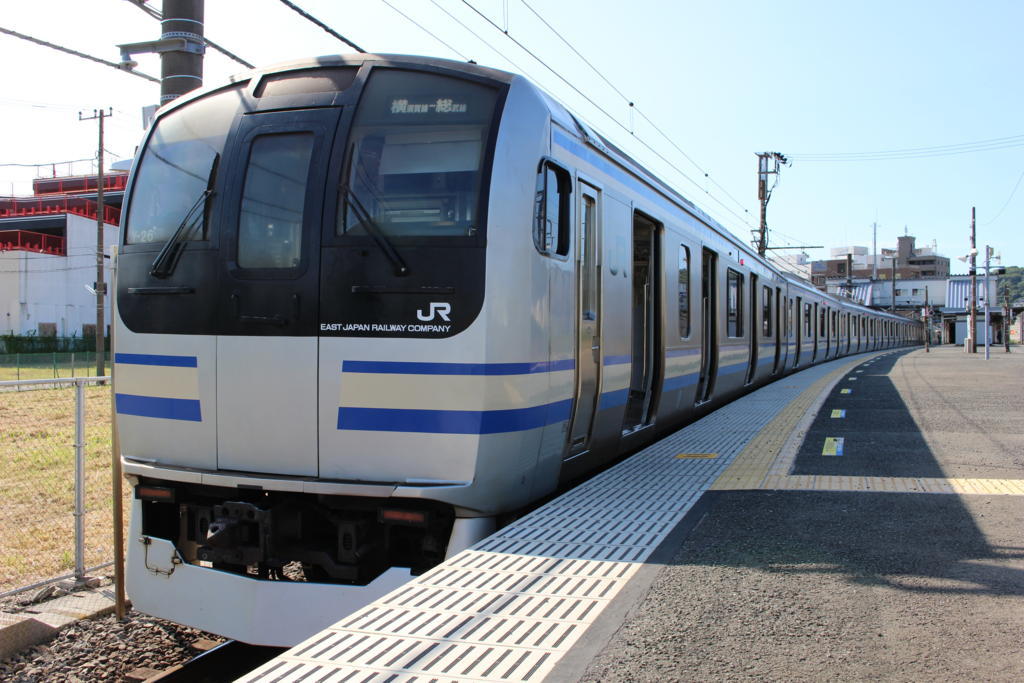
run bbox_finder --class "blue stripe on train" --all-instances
[338,399,573,434]
[114,353,198,368]
[115,394,202,421]
[342,359,575,375]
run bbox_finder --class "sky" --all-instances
[2,0,1022,268]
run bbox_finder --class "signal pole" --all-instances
[754,152,789,257]
[79,108,112,377]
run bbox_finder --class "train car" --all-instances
[114,54,919,646]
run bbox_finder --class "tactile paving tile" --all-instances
[240,354,872,683]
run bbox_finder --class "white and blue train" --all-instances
[114,54,919,645]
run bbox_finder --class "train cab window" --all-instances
[340,69,500,238]
[727,269,743,337]
[534,162,572,256]
[125,85,244,244]
[678,245,690,338]
[762,286,772,336]
[237,133,315,269]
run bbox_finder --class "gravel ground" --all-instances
[1,587,223,682]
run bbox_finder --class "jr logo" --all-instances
[416,302,452,322]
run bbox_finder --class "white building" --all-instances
[0,214,116,336]
[0,173,124,338]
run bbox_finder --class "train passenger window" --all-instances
[125,85,244,244]
[238,133,314,269]
[678,245,690,338]
[340,69,499,238]
[727,269,743,337]
[534,162,571,257]
[804,303,812,336]
[762,286,772,337]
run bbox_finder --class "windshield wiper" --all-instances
[150,154,219,279]
[345,190,410,277]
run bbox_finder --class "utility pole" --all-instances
[79,108,112,377]
[924,285,930,352]
[845,253,853,297]
[968,207,977,353]
[872,221,878,280]
[754,152,789,257]
[891,257,897,312]
[1005,285,1012,353]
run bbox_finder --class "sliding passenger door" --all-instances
[622,212,660,431]
[215,107,341,476]
[745,274,758,385]
[567,182,602,456]
[695,248,718,403]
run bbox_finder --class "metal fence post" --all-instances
[74,378,86,582]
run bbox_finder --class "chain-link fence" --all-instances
[0,353,110,382]
[0,377,124,600]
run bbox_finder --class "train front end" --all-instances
[116,55,557,645]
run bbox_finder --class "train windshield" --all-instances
[125,86,244,244]
[340,69,499,238]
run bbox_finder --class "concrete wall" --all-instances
[0,214,116,336]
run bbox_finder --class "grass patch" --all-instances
[0,383,128,592]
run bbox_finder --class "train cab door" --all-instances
[695,248,718,404]
[214,107,341,476]
[566,182,602,457]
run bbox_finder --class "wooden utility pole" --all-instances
[969,207,977,353]
[1005,285,1012,353]
[924,285,930,352]
[79,108,112,377]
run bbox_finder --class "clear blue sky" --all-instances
[2,0,1022,267]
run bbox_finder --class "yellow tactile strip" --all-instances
[711,352,1024,496]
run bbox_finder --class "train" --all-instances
[113,54,920,646]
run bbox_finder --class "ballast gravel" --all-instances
[0,606,222,682]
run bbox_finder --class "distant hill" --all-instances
[1001,266,1024,305]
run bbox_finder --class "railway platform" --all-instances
[242,345,1024,682]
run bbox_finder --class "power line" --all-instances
[380,0,468,61]
[121,0,255,68]
[427,0,527,71]
[0,158,94,168]
[457,1,755,233]
[982,167,1024,227]
[0,26,159,83]
[516,0,752,219]
[277,0,366,53]
[789,133,1024,161]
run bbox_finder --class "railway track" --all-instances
[145,641,285,682]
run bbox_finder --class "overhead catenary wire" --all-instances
[380,0,469,61]
[121,0,255,68]
[0,26,160,83]
[426,0,529,72]
[516,0,752,220]
[276,0,366,53]
[457,1,755,233]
